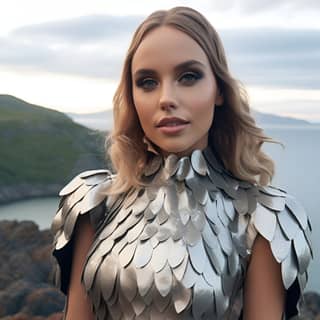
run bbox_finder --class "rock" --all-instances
[0,221,52,290]
[0,314,47,320]
[300,291,320,319]
[0,220,65,319]
[22,287,65,316]
[47,313,63,320]
[0,280,46,317]
[0,313,30,320]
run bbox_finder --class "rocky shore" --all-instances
[0,184,62,205]
[0,220,65,319]
[0,219,319,319]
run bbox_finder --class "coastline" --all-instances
[0,184,62,205]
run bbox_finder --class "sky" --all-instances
[0,0,320,121]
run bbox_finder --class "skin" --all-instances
[243,235,286,319]
[65,215,95,320]
[131,26,223,157]
[64,25,285,320]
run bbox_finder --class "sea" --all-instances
[0,126,319,292]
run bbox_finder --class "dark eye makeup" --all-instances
[134,68,204,91]
[135,78,158,90]
[178,70,203,85]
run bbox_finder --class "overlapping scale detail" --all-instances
[248,186,313,315]
[51,169,113,293]
[52,148,313,320]
[80,150,246,320]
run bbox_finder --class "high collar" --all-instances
[142,146,256,203]
[143,147,226,182]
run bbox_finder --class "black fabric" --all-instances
[51,202,107,295]
[52,236,74,295]
[285,279,300,318]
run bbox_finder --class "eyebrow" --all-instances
[133,60,205,78]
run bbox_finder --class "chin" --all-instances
[159,145,196,157]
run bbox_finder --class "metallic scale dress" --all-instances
[51,147,313,320]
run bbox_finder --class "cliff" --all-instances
[0,95,110,205]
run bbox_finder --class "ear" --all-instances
[215,89,224,106]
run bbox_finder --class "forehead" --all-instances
[131,26,209,72]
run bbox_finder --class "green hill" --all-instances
[0,95,109,202]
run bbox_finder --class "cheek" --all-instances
[133,90,144,114]
[197,105,215,129]
[186,80,217,107]
[187,92,216,129]
[133,93,154,130]
[188,93,215,119]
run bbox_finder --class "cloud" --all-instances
[11,15,144,43]
[0,36,123,79]
[0,15,145,78]
[243,0,320,12]
[220,29,320,89]
[192,0,320,12]
[0,15,319,89]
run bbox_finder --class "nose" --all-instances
[159,81,177,111]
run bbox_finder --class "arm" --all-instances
[65,214,95,320]
[243,235,286,320]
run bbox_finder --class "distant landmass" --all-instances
[0,93,317,203]
[67,110,113,131]
[0,94,109,204]
[68,109,315,131]
[252,110,313,127]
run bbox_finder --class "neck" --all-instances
[143,146,225,181]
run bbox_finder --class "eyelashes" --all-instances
[135,70,204,91]
[135,78,157,90]
[179,71,203,85]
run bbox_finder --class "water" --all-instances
[0,197,59,230]
[0,126,319,292]
[264,126,319,293]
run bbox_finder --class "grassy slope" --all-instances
[0,95,107,186]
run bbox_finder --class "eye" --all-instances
[179,71,203,85]
[135,78,158,91]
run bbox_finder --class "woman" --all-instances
[51,6,313,320]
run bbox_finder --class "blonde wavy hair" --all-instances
[107,6,276,194]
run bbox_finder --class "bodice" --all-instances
[52,148,313,320]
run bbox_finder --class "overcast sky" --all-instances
[0,0,319,121]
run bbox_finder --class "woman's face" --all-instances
[131,26,223,157]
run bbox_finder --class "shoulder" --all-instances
[245,184,313,317]
[253,185,311,243]
[52,169,114,251]
[249,185,313,261]
[51,169,114,293]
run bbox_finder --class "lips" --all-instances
[156,117,189,127]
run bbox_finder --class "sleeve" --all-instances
[51,169,113,295]
[246,185,313,319]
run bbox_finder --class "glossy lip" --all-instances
[156,117,190,134]
[156,116,189,127]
